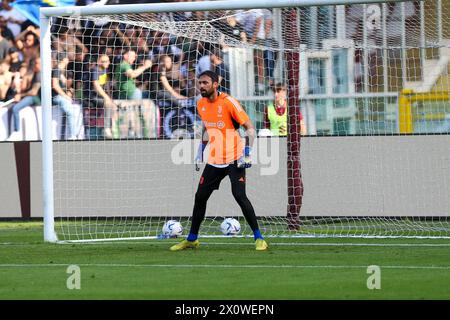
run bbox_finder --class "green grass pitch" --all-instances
[0,222,449,299]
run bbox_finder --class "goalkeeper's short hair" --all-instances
[199,70,219,84]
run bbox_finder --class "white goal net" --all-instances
[41,0,450,242]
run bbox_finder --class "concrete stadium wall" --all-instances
[0,143,22,218]
[0,135,449,219]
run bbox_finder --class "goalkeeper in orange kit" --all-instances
[170,71,268,251]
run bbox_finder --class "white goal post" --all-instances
[40,0,450,242]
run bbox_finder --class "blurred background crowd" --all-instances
[0,0,282,140]
[2,0,443,140]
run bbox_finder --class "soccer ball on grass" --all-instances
[220,218,241,236]
[162,220,183,237]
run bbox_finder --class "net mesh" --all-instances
[46,0,450,241]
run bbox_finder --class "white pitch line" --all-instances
[0,264,449,270]
[63,241,450,247]
[273,242,450,247]
[179,242,450,247]
[2,241,450,247]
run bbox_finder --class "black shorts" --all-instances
[198,162,246,192]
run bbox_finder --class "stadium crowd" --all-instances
[0,0,283,140]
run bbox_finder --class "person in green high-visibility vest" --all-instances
[263,83,306,136]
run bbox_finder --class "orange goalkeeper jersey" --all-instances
[197,92,249,165]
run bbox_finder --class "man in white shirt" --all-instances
[235,9,275,93]
[0,0,26,38]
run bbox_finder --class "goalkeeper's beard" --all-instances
[200,88,215,98]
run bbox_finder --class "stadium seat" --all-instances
[34,106,42,140]
[46,104,85,140]
[71,104,85,140]
[35,105,61,140]
[9,106,39,141]
[0,107,8,141]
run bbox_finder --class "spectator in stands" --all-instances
[263,83,306,136]
[210,11,246,42]
[0,0,26,38]
[54,27,87,63]
[91,22,126,57]
[70,43,90,98]
[0,24,11,60]
[196,47,230,94]
[5,61,30,106]
[114,48,152,100]
[260,9,277,90]
[235,9,274,93]
[183,65,197,100]
[0,59,12,101]
[52,27,81,96]
[7,57,41,141]
[235,9,263,45]
[6,46,21,72]
[7,61,23,102]
[84,54,117,139]
[151,32,184,65]
[130,28,151,64]
[52,54,78,139]
[127,29,153,97]
[210,49,230,93]
[196,47,212,76]
[123,27,152,63]
[156,54,188,104]
[0,16,14,42]
[15,26,40,65]
[152,54,190,139]
[18,62,36,94]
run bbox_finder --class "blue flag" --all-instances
[11,0,76,26]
